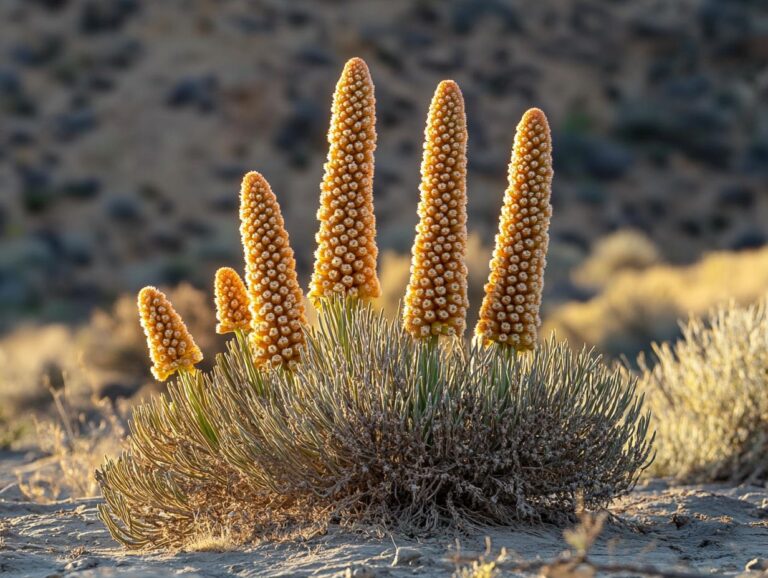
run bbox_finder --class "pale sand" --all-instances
[1,452,767,577]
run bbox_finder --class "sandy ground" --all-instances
[1,452,767,578]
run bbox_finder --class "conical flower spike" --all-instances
[214,267,252,334]
[138,286,203,381]
[475,108,553,351]
[403,80,468,338]
[309,57,380,303]
[239,171,307,368]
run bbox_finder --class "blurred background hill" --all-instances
[1,0,767,418]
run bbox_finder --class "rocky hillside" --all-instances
[1,0,766,329]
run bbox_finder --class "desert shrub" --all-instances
[18,393,126,502]
[545,246,768,359]
[97,299,652,549]
[572,229,660,292]
[640,298,768,483]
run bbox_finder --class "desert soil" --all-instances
[1,452,767,578]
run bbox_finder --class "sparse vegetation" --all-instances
[640,298,768,483]
[17,384,126,503]
[94,58,653,550]
[545,246,768,359]
[572,229,660,292]
[97,298,652,548]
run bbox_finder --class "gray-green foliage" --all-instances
[641,298,768,482]
[97,299,653,549]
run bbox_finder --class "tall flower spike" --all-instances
[475,108,553,351]
[403,80,468,338]
[138,286,203,381]
[214,267,252,334]
[309,57,380,303]
[239,171,307,368]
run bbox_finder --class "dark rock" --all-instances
[556,230,590,251]
[61,177,101,200]
[575,185,607,206]
[661,75,712,100]
[450,0,520,35]
[378,89,415,129]
[698,0,753,58]
[179,217,212,238]
[79,0,140,35]
[159,259,195,285]
[285,8,311,27]
[296,45,333,66]
[730,229,766,251]
[709,214,730,233]
[7,128,35,147]
[60,233,93,266]
[212,164,250,181]
[400,29,434,50]
[647,198,667,220]
[718,185,755,209]
[629,13,687,40]
[554,133,634,180]
[2,93,37,117]
[106,196,143,224]
[166,75,218,113]
[0,69,21,96]
[104,38,143,70]
[209,193,238,213]
[229,12,277,34]
[86,73,114,93]
[10,35,63,67]
[679,218,703,238]
[469,149,507,178]
[410,3,440,25]
[744,133,768,174]
[616,100,731,167]
[17,165,56,214]
[0,276,29,309]
[150,230,183,253]
[53,108,98,141]
[273,98,323,167]
[29,0,70,10]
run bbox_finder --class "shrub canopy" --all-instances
[98,299,653,549]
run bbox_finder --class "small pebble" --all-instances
[392,546,422,566]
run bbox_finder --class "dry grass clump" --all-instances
[545,246,768,359]
[17,384,126,503]
[572,229,660,292]
[640,297,768,483]
[97,298,652,548]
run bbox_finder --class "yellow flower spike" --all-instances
[214,267,252,335]
[137,286,203,381]
[239,171,307,368]
[309,57,381,304]
[475,108,554,351]
[403,80,469,339]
